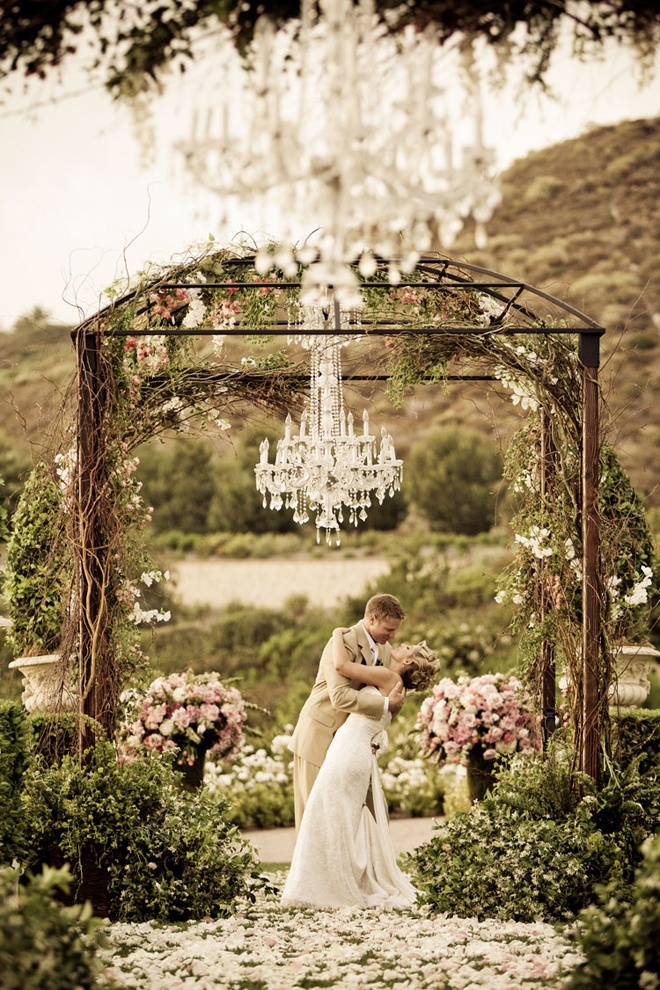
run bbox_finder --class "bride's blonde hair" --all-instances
[401,642,441,692]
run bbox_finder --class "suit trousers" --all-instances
[293,754,321,830]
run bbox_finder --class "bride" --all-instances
[281,630,440,910]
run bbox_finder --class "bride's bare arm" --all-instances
[331,628,400,693]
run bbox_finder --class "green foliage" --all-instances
[209,603,290,666]
[0,865,111,990]
[407,427,503,535]
[137,438,217,534]
[0,700,32,865]
[28,712,107,765]
[411,802,627,922]
[564,833,660,990]
[137,428,306,536]
[408,744,659,922]
[5,462,70,656]
[0,472,10,548]
[0,437,31,523]
[2,1,658,101]
[206,739,296,829]
[21,742,262,922]
[209,424,301,535]
[610,708,660,774]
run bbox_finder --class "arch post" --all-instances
[539,409,557,743]
[75,327,110,745]
[579,332,601,783]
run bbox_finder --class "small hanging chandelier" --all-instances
[254,300,402,545]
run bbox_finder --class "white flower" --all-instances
[182,290,206,329]
[623,567,653,606]
[515,526,553,559]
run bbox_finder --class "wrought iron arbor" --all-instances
[72,255,604,779]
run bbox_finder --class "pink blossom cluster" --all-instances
[251,273,275,295]
[207,293,242,329]
[122,670,247,767]
[123,335,171,375]
[416,673,540,767]
[150,288,191,321]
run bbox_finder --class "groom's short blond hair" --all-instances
[364,594,406,622]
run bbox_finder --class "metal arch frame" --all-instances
[73,254,603,779]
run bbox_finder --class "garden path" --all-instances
[102,873,581,989]
[103,816,580,988]
[243,815,437,862]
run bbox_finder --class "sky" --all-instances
[0,29,659,331]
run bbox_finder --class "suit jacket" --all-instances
[289,622,392,768]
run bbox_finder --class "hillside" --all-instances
[451,116,660,501]
[0,116,659,506]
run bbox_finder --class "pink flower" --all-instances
[117,670,248,767]
[416,673,541,768]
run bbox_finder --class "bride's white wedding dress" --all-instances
[281,686,418,910]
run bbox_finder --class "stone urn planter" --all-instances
[8,654,76,713]
[608,644,660,709]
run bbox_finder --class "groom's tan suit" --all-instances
[289,622,392,828]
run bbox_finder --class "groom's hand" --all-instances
[387,680,406,717]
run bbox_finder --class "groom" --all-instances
[289,593,406,828]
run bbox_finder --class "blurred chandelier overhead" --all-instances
[176,0,501,304]
[254,301,402,545]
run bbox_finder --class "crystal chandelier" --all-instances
[254,302,402,545]
[175,0,501,305]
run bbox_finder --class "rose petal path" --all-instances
[102,818,581,989]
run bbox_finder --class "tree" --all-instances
[137,438,217,534]
[208,425,300,535]
[1,1,658,101]
[407,426,503,536]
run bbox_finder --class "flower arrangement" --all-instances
[120,671,247,766]
[416,673,540,767]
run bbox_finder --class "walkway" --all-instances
[242,815,439,862]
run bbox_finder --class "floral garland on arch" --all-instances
[9,241,309,735]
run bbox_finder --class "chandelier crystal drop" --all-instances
[175,0,501,305]
[254,303,402,545]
